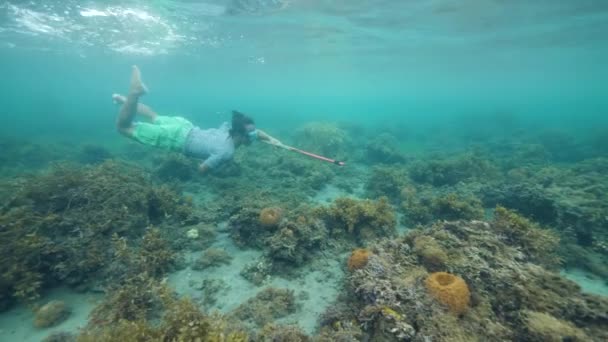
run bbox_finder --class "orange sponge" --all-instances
[348,248,370,271]
[425,272,470,315]
[259,207,283,226]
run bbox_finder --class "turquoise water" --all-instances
[1,1,608,341]
[1,1,607,140]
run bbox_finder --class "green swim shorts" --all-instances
[132,115,194,152]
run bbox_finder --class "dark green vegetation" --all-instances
[1,118,607,341]
[0,161,192,309]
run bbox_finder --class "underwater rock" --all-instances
[34,300,71,328]
[424,272,470,316]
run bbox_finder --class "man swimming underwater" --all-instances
[113,66,284,174]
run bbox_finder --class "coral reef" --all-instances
[229,206,275,249]
[329,219,608,341]
[259,207,283,227]
[89,275,171,325]
[524,310,589,341]
[232,288,297,327]
[293,121,351,159]
[314,197,396,243]
[492,206,561,269]
[482,158,608,270]
[424,272,470,315]
[0,161,191,308]
[258,324,310,341]
[79,296,248,342]
[409,152,498,186]
[347,248,370,271]
[198,278,229,308]
[266,216,327,267]
[192,248,233,270]
[365,166,410,202]
[34,300,71,328]
[3,117,607,341]
[154,153,196,181]
[240,257,273,286]
[401,190,484,226]
[365,133,407,164]
[413,236,448,270]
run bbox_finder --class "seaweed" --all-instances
[79,296,248,342]
[365,166,410,202]
[409,152,498,186]
[401,190,484,226]
[314,197,396,244]
[154,153,196,182]
[0,161,190,308]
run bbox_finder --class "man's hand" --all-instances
[267,136,284,148]
[257,130,285,148]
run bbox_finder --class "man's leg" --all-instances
[116,66,148,136]
[112,93,157,122]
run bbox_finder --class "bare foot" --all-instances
[112,93,126,105]
[129,65,148,96]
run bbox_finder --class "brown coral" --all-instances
[259,207,283,227]
[413,236,448,270]
[348,249,370,271]
[425,272,470,315]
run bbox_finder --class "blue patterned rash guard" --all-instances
[184,122,235,169]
